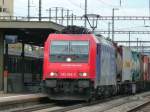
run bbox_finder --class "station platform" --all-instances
[0,92,47,110]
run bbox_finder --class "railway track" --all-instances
[49,92,150,112]
[10,103,56,112]
[131,102,150,112]
[99,92,150,112]
[11,95,127,112]
[7,101,83,112]
[2,92,150,112]
[127,100,150,112]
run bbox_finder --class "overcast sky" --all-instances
[14,0,150,46]
[14,0,150,16]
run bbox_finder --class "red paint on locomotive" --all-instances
[43,34,97,81]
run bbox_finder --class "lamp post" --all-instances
[27,0,35,21]
[128,31,131,48]
[39,0,42,21]
[137,38,139,52]
[85,0,87,28]
[28,0,30,21]
[112,8,119,41]
[108,22,111,39]
[119,0,121,6]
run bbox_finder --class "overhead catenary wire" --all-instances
[96,0,119,8]
[67,0,84,10]
[95,25,150,34]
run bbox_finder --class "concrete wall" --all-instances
[0,33,4,90]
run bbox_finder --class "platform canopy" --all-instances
[0,21,65,46]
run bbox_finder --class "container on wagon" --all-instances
[143,56,149,81]
[131,51,141,81]
[113,43,122,82]
[95,37,117,86]
[121,46,133,82]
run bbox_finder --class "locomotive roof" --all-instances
[94,35,114,47]
[47,33,114,48]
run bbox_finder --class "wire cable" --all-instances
[96,0,119,7]
[67,0,84,10]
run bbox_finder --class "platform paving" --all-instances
[0,91,22,97]
[0,93,47,108]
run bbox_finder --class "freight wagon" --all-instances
[142,55,150,90]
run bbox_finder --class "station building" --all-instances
[0,0,14,16]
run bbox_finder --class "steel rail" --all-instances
[127,101,150,112]
[11,103,55,112]
[48,95,127,112]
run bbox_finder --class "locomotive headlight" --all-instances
[66,57,72,62]
[83,73,88,77]
[50,72,58,77]
[50,72,55,76]
[79,72,88,77]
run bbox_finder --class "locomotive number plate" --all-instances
[60,73,77,77]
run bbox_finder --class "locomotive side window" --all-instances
[50,41,89,63]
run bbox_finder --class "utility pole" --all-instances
[48,8,51,21]
[67,9,69,26]
[108,22,111,39]
[85,0,87,28]
[55,7,58,23]
[71,13,74,25]
[112,8,115,41]
[120,0,122,6]
[39,0,42,21]
[112,8,119,41]
[28,0,30,21]
[61,8,64,24]
[129,32,131,48]
[139,40,142,52]
[142,44,144,54]
[137,38,139,51]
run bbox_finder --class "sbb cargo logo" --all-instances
[60,73,77,77]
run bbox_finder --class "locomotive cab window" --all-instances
[50,40,89,63]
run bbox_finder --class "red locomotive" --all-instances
[42,26,150,101]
